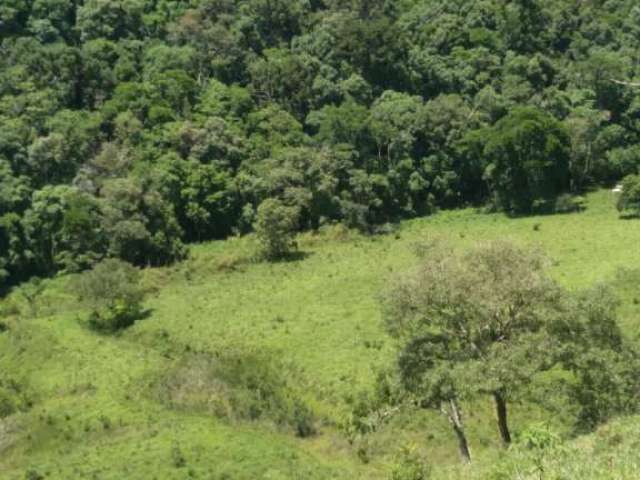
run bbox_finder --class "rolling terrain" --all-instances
[1,189,640,479]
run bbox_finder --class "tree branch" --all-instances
[609,78,640,87]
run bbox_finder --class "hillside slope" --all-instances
[1,190,640,479]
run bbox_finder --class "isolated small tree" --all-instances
[254,198,300,260]
[76,258,146,332]
[383,241,565,460]
[616,174,640,217]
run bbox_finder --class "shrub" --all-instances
[24,469,45,480]
[0,389,19,419]
[18,278,45,318]
[487,424,561,480]
[554,194,585,213]
[76,259,146,332]
[616,174,640,216]
[372,222,398,236]
[254,198,300,260]
[0,298,20,318]
[291,399,315,438]
[171,442,187,468]
[390,445,430,480]
[0,378,29,418]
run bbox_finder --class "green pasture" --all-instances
[1,190,639,479]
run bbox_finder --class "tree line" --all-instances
[2,0,640,288]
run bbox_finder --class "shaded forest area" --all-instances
[2,0,640,287]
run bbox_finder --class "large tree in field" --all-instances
[484,107,571,214]
[382,241,566,461]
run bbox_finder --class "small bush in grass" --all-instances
[215,253,244,272]
[373,222,398,236]
[24,469,44,480]
[0,377,30,418]
[0,298,20,318]
[554,193,585,213]
[0,391,20,419]
[617,174,640,216]
[489,424,561,480]
[254,198,300,260]
[76,259,146,332]
[171,442,187,468]
[291,399,315,438]
[323,223,353,242]
[390,444,429,480]
[18,278,45,318]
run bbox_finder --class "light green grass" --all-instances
[1,190,639,479]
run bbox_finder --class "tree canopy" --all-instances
[382,240,639,462]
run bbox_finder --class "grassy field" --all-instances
[1,189,640,479]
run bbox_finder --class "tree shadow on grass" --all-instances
[88,307,154,336]
[618,213,640,220]
[503,208,585,220]
[124,308,154,330]
[271,251,313,263]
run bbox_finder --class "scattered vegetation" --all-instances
[390,445,430,480]
[156,349,315,437]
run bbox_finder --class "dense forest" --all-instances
[2,0,640,288]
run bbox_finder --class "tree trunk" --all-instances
[443,399,472,463]
[493,391,511,446]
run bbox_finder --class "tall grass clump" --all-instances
[156,348,316,437]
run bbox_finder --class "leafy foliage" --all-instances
[616,174,640,216]
[382,240,637,460]
[390,444,430,480]
[254,198,300,260]
[483,107,571,213]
